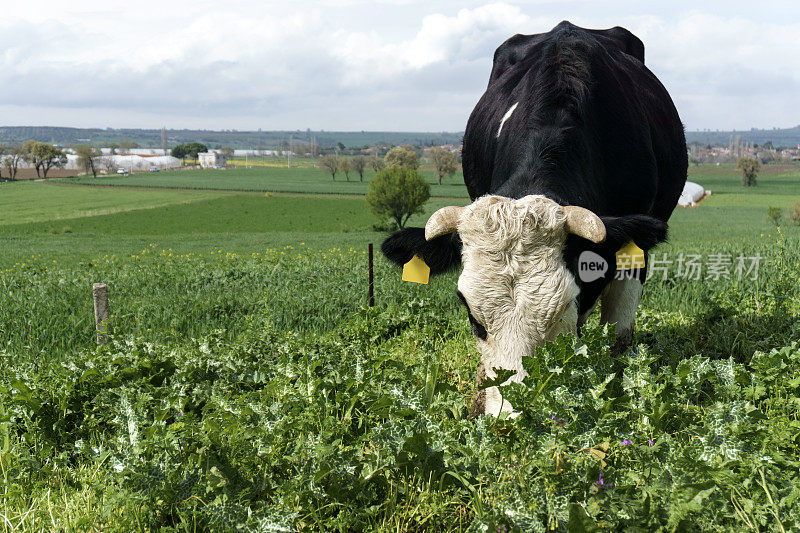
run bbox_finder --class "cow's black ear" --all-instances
[600,215,668,251]
[605,26,645,63]
[381,227,462,275]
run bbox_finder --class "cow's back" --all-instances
[462,21,687,221]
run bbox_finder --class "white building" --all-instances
[198,151,227,168]
[66,154,181,172]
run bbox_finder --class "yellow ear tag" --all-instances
[402,254,430,284]
[616,241,646,270]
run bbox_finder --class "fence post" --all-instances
[93,283,110,345]
[368,243,375,307]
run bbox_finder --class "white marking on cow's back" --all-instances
[496,102,519,138]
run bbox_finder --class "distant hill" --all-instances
[0,126,463,149]
[3,125,798,149]
[685,125,800,147]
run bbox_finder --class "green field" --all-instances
[63,165,471,198]
[0,181,224,225]
[1,164,800,531]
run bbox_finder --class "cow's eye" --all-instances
[457,291,488,341]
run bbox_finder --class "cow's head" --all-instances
[382,194,666,416]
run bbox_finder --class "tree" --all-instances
[107,143,119,155]
[737,156,759,186]
[220,147,235,159]
[351,155,367,182]
[339,157,351,181]
[766,206,783,227]
[319,155,339,180]
[118,141,139,151]
[172,143,208,165]
[22,140,41,176]
[99,156,118,174]
[368,155,385,172]
[76,145,102,177]
[384,145,420,170]
[429,146,458,185]
[184,142,207,165]
[161,127,168,154]
[39,145,67,178]
[366,167,430,229]
[23,141,66,178]
[171,144,187,161]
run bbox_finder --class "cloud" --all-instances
[621,12,800,129]
[333,3,532,85]
[0,2,797,130]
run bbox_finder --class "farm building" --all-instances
[98,148,170,156]
[198,151,227,168]
[66,154,180,172]
[112,154,181,171]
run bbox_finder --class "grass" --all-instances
[1,163,800,530]
[1,240,798,531]
[0,181,223,225]
[0,195,378,236]
[61,165,471,197]
[0,186,465,266]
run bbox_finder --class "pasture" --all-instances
[63,164,470,198]
[1,163,800,531]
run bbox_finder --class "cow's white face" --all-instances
[425,195,605,416]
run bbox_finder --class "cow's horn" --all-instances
[425,206,465,241]
[563,206,606,243]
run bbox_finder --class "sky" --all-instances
[1,0,798,132]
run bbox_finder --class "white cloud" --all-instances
[332,3,532,86]
[0,2,797,130]
[620,12,800,129]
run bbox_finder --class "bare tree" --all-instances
[100,156,118,174]
[5,143,30,179]
[351,155,367,182]
[319,154,339,180]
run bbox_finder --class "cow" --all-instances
[381,21,687,416]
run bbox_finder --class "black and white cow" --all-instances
[382,21,687,416]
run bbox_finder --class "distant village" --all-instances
[0,141,464,179]
[688,135,800,165]
[1,133,798,180]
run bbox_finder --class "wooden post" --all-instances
[368,243,374,307]
[93,283,110,345]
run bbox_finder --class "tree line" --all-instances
[317,145,458,185]
[0,141,69,179]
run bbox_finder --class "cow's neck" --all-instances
[492,172,569,206]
